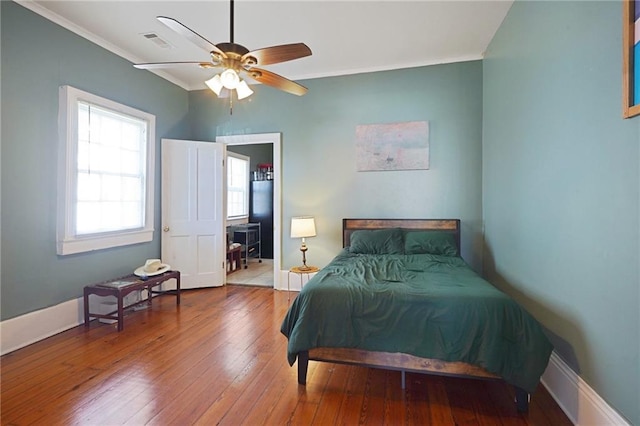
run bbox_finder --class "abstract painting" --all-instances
[355,121,429,171]
[623,0,640,118]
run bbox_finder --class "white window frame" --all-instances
[226,152,250,221]
[56,85,155,255]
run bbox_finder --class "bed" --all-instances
[280,219,553,411]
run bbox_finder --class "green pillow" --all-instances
[404,231,458,256]
[349,228,404,255]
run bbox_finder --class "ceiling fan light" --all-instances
[205,74,223,96]
[220,69,240,89]
[236,80,253,100]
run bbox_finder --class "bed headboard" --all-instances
[342,218,461,253]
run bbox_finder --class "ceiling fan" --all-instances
[134,0,312,100]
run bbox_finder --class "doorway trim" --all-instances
[216,133,281,289]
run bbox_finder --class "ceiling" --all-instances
[21,0,513,92]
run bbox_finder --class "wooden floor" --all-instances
[1,286,572,425]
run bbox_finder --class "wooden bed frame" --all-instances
[296,218,530,412]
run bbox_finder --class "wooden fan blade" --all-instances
[246,67,308,96]
[134,61,216,70]
[242,43,311,66]
[157,16,227,58]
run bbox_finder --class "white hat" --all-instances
[134,259,171,277]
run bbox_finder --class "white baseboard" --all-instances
[541,351,629,425]
[0,294,630,426]
[0,297,84,355]
[0,292,143,355]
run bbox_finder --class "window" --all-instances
[227,152,249,220]
[57,86,155,255]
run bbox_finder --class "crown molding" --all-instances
[15,0,191,91]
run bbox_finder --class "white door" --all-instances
[161,139,226,289]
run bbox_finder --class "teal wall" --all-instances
[0,2,190,320]
[483,1,639,424]
[189,62,484,271]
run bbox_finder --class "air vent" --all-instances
[141,32,173,49]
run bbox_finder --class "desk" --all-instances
[84,270,180,331]
[288,266,319,295]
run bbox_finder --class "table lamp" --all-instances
[290,216,316,271]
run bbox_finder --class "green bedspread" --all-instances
[280,250,553,393]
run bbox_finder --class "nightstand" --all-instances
[288,266,319,295]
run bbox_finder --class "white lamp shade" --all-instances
[220,69,240,89]
[236,80,254,100]
[205,74,223,96]
[291,217,316,238]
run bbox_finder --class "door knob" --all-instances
[163,226,170,232]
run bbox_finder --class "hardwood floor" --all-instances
[1,286,572,425]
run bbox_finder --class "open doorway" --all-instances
[217,133,281,289]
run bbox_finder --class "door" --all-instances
[161,139,226,289]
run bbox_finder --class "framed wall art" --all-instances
[623,0,640,118]
[355,121,429,172]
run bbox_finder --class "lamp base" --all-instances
[299,244,310,271]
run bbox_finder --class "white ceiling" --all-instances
[21,0,513,91]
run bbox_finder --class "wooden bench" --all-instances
[83,270,180,331]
